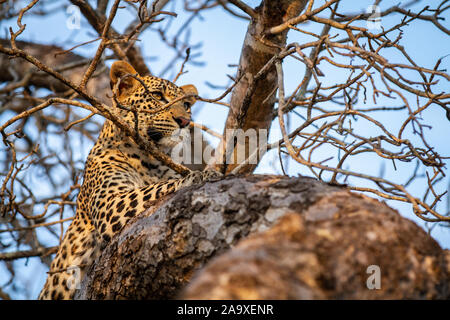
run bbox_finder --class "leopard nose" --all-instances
[174,116,190,128]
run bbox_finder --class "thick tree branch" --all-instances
[182,192,450,299]
[75,175,450,299]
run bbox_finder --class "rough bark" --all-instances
[75,175,450,300]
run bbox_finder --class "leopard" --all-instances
[38,61,219,299]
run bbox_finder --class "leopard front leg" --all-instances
[91,178,182,243]
[91,169,223,243]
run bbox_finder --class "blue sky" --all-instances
[0,0,449,299]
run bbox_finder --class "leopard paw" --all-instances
[201,168,223,181]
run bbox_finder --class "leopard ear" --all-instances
[110,61,140,97]
[180,84,198,106]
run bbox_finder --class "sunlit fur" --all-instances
[38,61,216,300]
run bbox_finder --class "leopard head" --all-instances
[109,61,198,149]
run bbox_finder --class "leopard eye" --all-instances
[184,102,191,110]
[151,91,164,100]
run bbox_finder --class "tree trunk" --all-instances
[213,0,308,174]
[75,175,450,300]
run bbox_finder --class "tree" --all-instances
[0,0,449,299]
